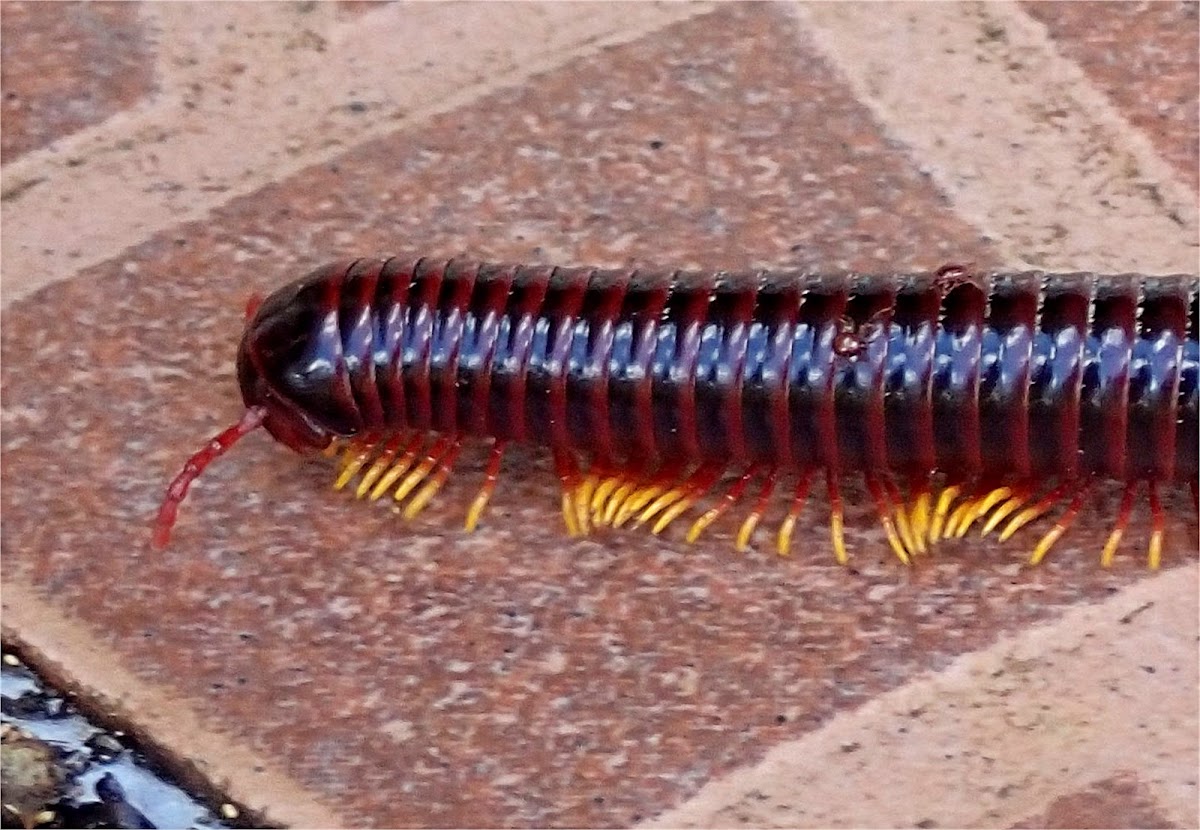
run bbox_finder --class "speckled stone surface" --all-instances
[1012,772,1181,829]
[1,5,1194,827]
[335,1,392,20]
[0,1,155,162]
[1024,1,1199,192]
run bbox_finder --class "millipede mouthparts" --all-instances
[153,257,1199,568]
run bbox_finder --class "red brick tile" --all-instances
[1023,1,1199,191]
[1,5,1192,827]
[1013,771,1180,829]
[0,1,155,163]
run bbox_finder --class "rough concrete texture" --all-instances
[0,1,155,162]
[2,2,1197,828]
[1023,0,1199,192]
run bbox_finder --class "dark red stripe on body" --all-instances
[374,258,414,428]
[606,269,672,465]
[339,259,385,429]
[698,272,757,464]
[489,265,551,444]
[527,267,589,456]
[884,276,939,478]
[458,263,516,436]
[789,278,846,473]
[1127,279,1189,481]
[1082,279,1136,479]
[742,274,800,469]
[978,274,1039,479]
[932,279,985,479]
[571,269,630,467]
[1028,274,1089,477]
[651,272,713,465]
[403,258,445,432]
[835,276,894,474]
[427,260,478,435]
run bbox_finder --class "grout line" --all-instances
[789,1,1197,274]
[1,581,345,828]
[642,563,1200,829]
[0,1,715,308]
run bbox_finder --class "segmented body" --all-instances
[248,258,1198,481]
[154,257,1199,565]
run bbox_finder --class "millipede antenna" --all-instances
[151,406,268,549]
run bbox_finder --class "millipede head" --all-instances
[152,274,349,548]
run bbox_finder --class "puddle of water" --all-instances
[1,654,230,830]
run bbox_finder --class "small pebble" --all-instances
[3,653,20,666]
[89,733,124,755]
[221,803,240,820]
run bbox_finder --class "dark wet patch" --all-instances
[0,651,232,830]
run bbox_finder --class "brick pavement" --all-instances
[2,3,1197,828]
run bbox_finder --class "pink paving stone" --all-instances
[335,1,392,20]
[1023,1,1200,192]
[1,4,1194,827]
[1012,772,1181,829]
[0,1,156,162]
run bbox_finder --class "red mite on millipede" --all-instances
[153,258,1199,568]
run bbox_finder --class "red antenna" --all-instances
[151,406,267,549]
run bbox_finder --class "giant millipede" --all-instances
[153,257,1199,567]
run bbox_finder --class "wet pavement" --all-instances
[1,651,235,830]
[2,2,1197,828]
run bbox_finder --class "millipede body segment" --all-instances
[153,257,1199,567]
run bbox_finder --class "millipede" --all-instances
[152,257,1199,568]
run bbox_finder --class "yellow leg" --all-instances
[367,437,425,501]
[604,480,638,526]
[943,496,977,540]
[614,463,687,527]
[637,465,722,533]
[735,470,777,552]
[333,444,375,491]
[464,441,506,532]
[392,437,452,505]
[574,475,597,535]
[633,486,690,528]
[886,479,920,555]
[615,483,668,528]
[687,503,726,543]
[828,470,848,565]
[929,485,961,545]
[998,483,1070,542]
[1100,482,1136,567]
[1028,483,1089,565]
[867,476,910,565]
[591,475,623,524]
[686,467,755,544]
[356,433,415,498]
[1147,481,1164,570]
[909,488,932,553]
[776,471,813,557]
[554,451,583,537]
[652,495,700,536]
[561,491,580,537]
[638,462,720,527]
[981,491,1030,536]
[955,486,1012,537]
[403,440,463,520]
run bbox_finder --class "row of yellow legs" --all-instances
[328,436,1173,568]
[328,433,463,520]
